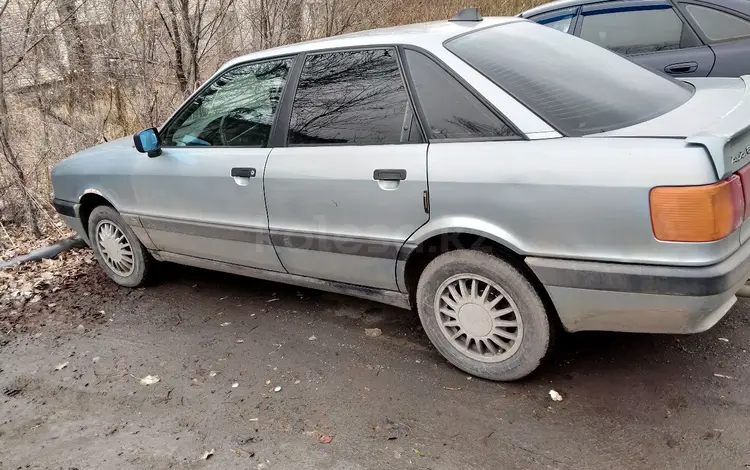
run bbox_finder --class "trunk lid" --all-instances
[596,75,750,179]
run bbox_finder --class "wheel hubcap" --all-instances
[96,220,134,277]
[434,274,523,363]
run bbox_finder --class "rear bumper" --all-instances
[526,241,750,333]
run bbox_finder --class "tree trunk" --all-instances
[287,0,302,44]
[0,27,41,237]
[54,0,92,112]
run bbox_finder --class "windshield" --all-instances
[445,21,694,136]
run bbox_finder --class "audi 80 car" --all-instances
[51,10,750,381]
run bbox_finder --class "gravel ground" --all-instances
[1,262,749,469]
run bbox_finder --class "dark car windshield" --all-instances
[445,21,694,136]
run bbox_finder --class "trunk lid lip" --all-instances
[685,75,750,179]
[588,76,746,140]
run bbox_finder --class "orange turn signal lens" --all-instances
[650,175,745,242]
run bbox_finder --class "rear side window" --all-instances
[684,4,750,41]
[445,22,694,136]
[533,8,578,33]
[579,5,687,55]
[404,49,517,140]
[288,49,417,146]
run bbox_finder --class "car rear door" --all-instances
[575,0,716,77]
[678,1,750,76]
[263,47,428,291]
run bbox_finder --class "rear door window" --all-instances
[531,8,578,33]
[579,3,695,55]
[404,49,517,140]
[287,48,418,146]
[684,3,750,41]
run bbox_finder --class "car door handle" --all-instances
[664,62,698,74]
[373,169,406,181]
[231,167,256,178]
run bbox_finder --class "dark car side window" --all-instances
[161,58,293,147]
[684,3,750,42]
[580,5,694,55]
[532,8,578,34]
[404,49,517,140]
[288,49,418,146]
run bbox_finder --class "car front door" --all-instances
[575,0,715,77]
[263,48,428,290]
[130,57,295,271]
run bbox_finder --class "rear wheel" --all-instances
[88,205,153,287]
[416,250,551,381]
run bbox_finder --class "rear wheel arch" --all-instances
[401,231,559,325]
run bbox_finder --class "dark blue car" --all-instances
[521,0,750,77]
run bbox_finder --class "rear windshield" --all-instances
[445,21,694,136]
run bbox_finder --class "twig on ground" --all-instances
[0,220,17,249]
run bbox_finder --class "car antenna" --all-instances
[450,7,483,22]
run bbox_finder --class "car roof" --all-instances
[220,16,522,71]
[520,0,748,18]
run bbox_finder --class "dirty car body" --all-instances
[52,14,750,380]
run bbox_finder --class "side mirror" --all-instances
[133,128,161,158]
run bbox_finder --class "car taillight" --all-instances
[650,175,745,242]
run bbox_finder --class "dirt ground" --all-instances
[1,255,750,470]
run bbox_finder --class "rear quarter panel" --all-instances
[418,138,738,266]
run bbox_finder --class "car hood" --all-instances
[594,77,747,139]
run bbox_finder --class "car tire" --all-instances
[416,249,551,381]
[87,205,153,288]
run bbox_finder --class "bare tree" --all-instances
[1,0,43,236]
[154,0,237,96]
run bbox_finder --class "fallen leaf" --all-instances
[308,335,316,341]
[414,448,424,457]
[201,449,215,460]
[319,435,334,444]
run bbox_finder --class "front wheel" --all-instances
[416,250,551,381]
[88,205,153,287]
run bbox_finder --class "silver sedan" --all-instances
[52,10,750,380]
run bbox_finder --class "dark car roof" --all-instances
[520,0,750,18]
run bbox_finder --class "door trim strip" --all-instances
[270,230,403,260]
[131,214,411,260]
[138,215,272,245]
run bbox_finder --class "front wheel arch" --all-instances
[78,192,115,239]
